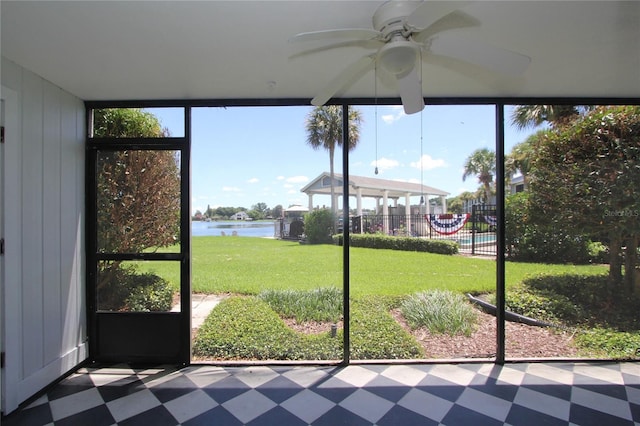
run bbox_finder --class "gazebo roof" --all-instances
[301,172,449,200]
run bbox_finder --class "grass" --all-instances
[401,290,478,337]
[258,287,342,323]
[143,237,636,360]
[145,236,607,295]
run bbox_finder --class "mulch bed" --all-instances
[284,309,579,359]
[391,309,579,359]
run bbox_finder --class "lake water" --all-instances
[192,220,276,238]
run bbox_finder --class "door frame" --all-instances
[85,107,191,365]
[1,86,21,413]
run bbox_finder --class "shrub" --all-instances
[400,290,478,336]
[124,273,174,312]
[501,286,582,323]
[333,233,458,255]
[521,273,640,327]
[98,265,174,312]
[575,328,640,359]
[193,295,424,360]
[505,192,597,264]
[304,209,335,244]
[258,287,342,323]
[350,298,424,359]
[193,297,341,360]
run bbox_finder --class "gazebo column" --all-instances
[425,195,430,215]
[356,188,363,234]
[405,192,411,236]
[441,195,447,213]
[383,190,389,234]
[308,194,313,212]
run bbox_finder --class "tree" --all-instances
[271,204,284,218]
[505,133,539,187]
[93,108,180,310]
[509,105,586,130]
[305,106,363,220]
[215,206,238,218]
[94,109,180,254]
[462,148,496,203]
[529,106,640,291]
[248,203,269,220]
[447,191,478,213]
[251,202,269,218]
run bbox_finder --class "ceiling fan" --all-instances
[291,0,531,114]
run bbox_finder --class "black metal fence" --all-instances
[352,204,497,256]
[276,205,497,255]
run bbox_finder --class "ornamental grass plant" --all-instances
[400,289,478,337]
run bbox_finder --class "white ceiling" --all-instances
[2,1,639,103]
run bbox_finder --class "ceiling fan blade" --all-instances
[311,54,377,106]
[290,28,382,44]
[429,35,531,75]
[412,10,480,43]
[406,1,470,32]
[290,39,384,60]
[396,65,425,114]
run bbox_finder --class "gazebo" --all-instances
[301,172,449,234]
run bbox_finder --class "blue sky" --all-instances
[147,105,534,214]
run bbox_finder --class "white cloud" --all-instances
[381,106,405,124]
[286,175,309,183]
[410,154,446,170]
[371,157,399,170]
[283,183,294,188]
[276,176,285,180]
[247,177,259,184]
[222,186,241,192]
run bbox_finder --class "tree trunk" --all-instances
[483,182,492,204]
[624,235,638,293]
[609,235,623,287]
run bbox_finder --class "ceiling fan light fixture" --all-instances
[377,40,418,75]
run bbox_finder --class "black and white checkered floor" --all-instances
[4,362,639,425]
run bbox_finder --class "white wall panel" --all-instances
[20,70,45,378]
[1,57,86,414]
[42,82,62,365]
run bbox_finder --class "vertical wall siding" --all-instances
[1,57,86,411]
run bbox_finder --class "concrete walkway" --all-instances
[171,293,225,329]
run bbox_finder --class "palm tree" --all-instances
[505,132,540,187]
[305,105,363,217]
[509,105,587,130]
[462,148,496,203]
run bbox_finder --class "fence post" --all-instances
[471,205,476,255]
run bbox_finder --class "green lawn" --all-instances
[141,237,637,360]
[144,236,607,295]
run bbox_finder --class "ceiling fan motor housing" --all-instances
[378,39,419,75]
[372,0,418,37]
[373,1,420,75]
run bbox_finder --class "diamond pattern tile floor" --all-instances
[2,362,639,425]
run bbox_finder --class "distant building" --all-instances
[231,211,250,220]
[510,174,527,194]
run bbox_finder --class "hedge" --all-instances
[333,233,458,255]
